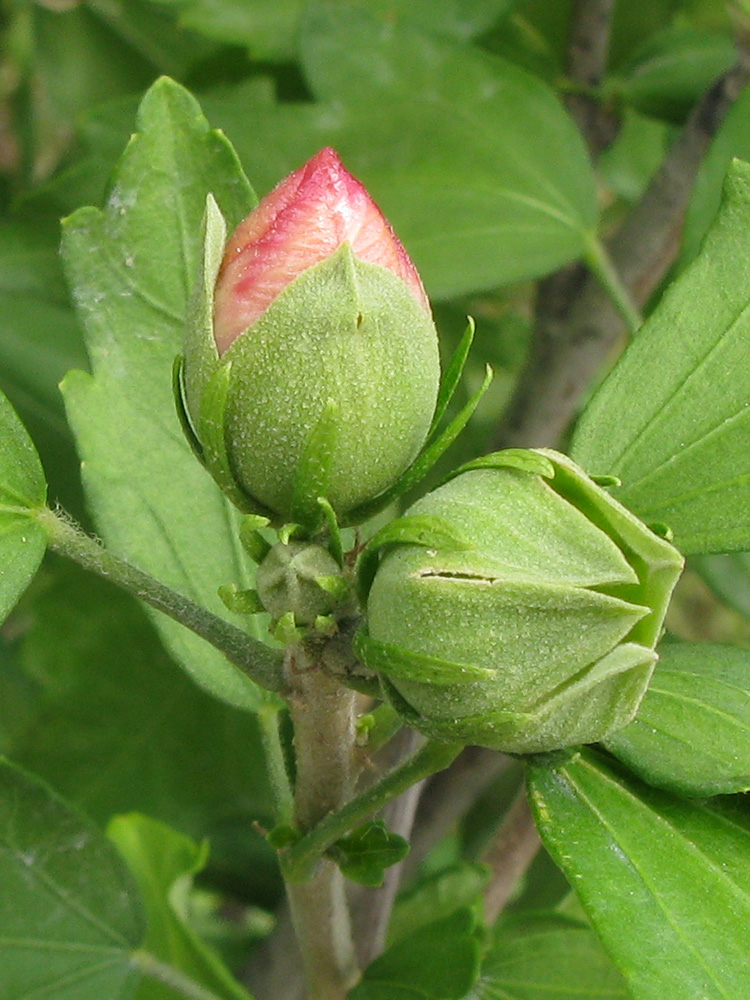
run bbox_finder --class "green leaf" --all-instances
[9,562,279,903]
[528,748,750,1000]
[0,758,145,999]
[387,861,489,945]
[149,0,514,60]
[26,4,155,171]
[0,390,47,626]
[571,158,750,555]
[474,912,629,999]
[0,217,87,512]
[693,551,750,619]
[350,909,482,1000]
[599,110,669,205]
[108,814,253,1000]
[326,821,409,887]
[682,85,750,268]
[613,28,735,124]
[60,77,266,712]
[149,0,304,60]
[298,6,598,299]
[605,643,750,796]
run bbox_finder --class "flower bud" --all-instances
[357,450,684,754]
[181,148,440,528]
[256,541,341,625]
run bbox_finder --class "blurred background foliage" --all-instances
[2,0,750,985]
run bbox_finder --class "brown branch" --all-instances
[350,728,426,967]
[566,0,618,155]
[495,50,750,452]
[402,747,512,879]
[482,786,541,924]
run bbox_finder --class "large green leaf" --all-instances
[0,217,87,511]
[681,86,750,268]
[10,562,279,904]
[571,158,750,554]
[387,861,489,945]
[528,749,750,1000]
[611,27,735,124]
[298,6,599,298]
[693,551,750,620]
[148,0,304,60]
[149,0,515,60]
[60,77,267,712]
[474,912,629,999]
[108,814,252,1000]
[0,759,145,1000]
[350,909,481,1000]
[606,642,750,796]
[0,390,47,626]
[26,2,156,181]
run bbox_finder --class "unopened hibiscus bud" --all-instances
[180,148,440,527]
[356,450,684,755]
[256,540,342,625]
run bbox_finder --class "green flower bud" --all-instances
[256,541,342,625]
[356,449,684,754]
[179,148,440,528]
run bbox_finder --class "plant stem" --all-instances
[36,506,285,693]
[282,738,462,883]
[258,702,294,822]
[481,785,541,924]
[285,654,360,1000]
[130,950,226,1000]
[583,233,642,336]
[565,0,618,155]
[350,727,426,967]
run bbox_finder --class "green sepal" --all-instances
[198,363,270,515]
[279,523,305,545]
[315,574,349,601]
[218,584,265,616]
[590,474,622,488]
[382,642,657,754]
[538,449,684,649]
[326,820,410,886]
[274,611,302,644]
[648,522,674,541]
[314,614,338,635]
[181,194,225,421]
[317,496,344,566]
[357,514,473,602]
[356,630,495,685]
[239,514,272,564]
[291,398,340,528]
[268,824,302,850]
[443,448,555,484]
[172,355,205,465]
[428,317,475,438]
[344,364,493,527]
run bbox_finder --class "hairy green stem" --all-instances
[36,507,285,693]
[583,233,642,336]
[282,738,462,883]
[285,654,360,1000]
[130,950,226,1000]
[258,703,295,822]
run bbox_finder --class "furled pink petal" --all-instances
[213,148,429,354]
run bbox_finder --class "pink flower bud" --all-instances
[213,147,429,354]
[181,149,441,527]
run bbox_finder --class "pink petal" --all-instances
[213,148,429,354]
